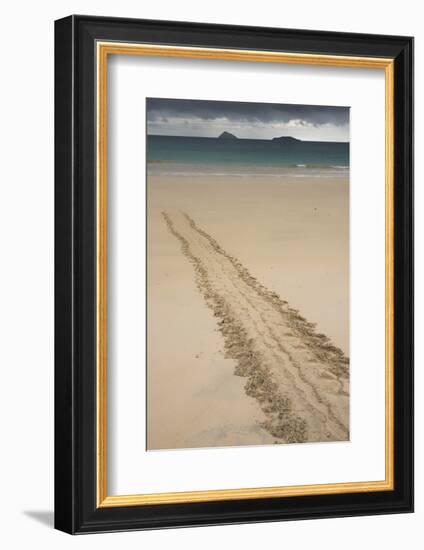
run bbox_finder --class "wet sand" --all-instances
[147,175,349,450]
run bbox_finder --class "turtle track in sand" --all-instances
[162,211,349,444]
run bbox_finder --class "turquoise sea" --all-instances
[146,135,349,177]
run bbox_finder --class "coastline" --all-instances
[147,160,349,178]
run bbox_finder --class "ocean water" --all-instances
[146,135,349,177]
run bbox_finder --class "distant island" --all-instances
[218,131,238,139]
[272,136,301,143]
[217,132,303,142]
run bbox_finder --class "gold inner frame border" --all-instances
[96,42,394,508]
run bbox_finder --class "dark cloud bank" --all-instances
[147,98,350,142]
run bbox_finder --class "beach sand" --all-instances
[147,175,349,450]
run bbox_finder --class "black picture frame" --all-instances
[55,14,413,534]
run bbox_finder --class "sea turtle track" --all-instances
[162,211,349,444]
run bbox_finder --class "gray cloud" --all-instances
[146,98,349,141]
[147,98,349,126]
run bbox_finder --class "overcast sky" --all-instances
[146,98,349,142]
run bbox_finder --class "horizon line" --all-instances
[146,133,349,144]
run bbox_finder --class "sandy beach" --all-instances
[147,175,349,450]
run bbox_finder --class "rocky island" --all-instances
[272,136,301,143]
[218,131,238,139]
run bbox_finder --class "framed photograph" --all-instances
[54,15,413,534]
